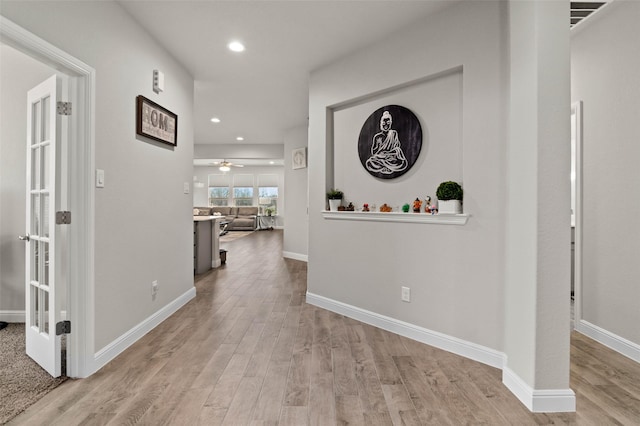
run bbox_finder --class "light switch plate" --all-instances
[183,182,190,194]
[96,169,105,188]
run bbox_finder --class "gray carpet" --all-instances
[0,323,66,424]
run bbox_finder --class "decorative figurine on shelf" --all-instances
[413,197,422,213]
[362,203,370,212]
[380,203,392,212]
[338,205,346,211]
[424,196,432,213]
[402,203,410,213]
[430,204,438,215]
[346,202,355,211]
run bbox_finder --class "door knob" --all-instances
[18,234,30,241]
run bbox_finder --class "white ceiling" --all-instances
[193,158,284,167]
[117,0,457,149]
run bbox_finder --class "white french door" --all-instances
[22,74,63,377]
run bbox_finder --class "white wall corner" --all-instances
[282,251,308,262]
[502,366,576,413]
[306,292,504,369]
[577,320,640,363]
[0,310,25,322]
[91,287,196,374]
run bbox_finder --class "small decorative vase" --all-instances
[329,199,342,211]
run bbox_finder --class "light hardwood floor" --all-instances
[11,230,640,425]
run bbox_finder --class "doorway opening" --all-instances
[1,16,96,379]
[570,101,583,328]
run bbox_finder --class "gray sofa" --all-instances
[193,206,258,231]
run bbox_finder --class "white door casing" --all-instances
[2,15,96,378]
[24,74,62,377]
[571,101,583,330]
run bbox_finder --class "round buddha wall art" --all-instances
[357,105,422,180]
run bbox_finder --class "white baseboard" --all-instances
[92,287,196,373]
[305,292,504,369]
[576,319,640,363]
[0,310,25,322]
[503,367,576,412]
[282,251,308,262]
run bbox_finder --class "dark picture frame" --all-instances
[136,95,178,146]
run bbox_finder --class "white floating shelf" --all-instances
[321,210,469,225]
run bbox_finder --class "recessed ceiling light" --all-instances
[210,117,221,123]
[228,41,245,52]
[236,136,244,141]
[269,161,275,165]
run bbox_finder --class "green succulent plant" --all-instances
[326,189,344,200]
[436,181,463,201]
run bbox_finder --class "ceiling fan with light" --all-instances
[211,159,244,172]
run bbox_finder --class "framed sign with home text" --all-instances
[136,95,178,146]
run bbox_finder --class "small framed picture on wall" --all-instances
[136,95,178,146]
[292,147,307,169]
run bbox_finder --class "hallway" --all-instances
[11,230,640,424]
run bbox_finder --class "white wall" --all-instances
[193,165,285,228]
[308,1,506,351]
[504,0,572,399]
[283,125,308,261]
[308,0,573,409]
[1,2,195,351]
[572,1,640,346]
[0,44,57,316]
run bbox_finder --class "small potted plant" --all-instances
[436,181,463,214]
[264,206,276,216]
[327,188,344,211]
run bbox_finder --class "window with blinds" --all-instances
[233,174,254,206]
[208,174,230,206]
[258,174,279,214]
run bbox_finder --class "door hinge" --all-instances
[57,101,72,116]
[56,320,71,335]
[56,211,71,224]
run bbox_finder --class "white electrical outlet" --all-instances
[401,286,411,302]
[151,280,158,299]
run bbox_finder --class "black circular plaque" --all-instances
[358,105,422,180]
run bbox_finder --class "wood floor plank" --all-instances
[221,376,263,424]
[329,312,358,397]
[392,355,455,425]
[283,352,311,407]
[311,309,332,375]
[334,395,365,426]
[243,311,286,378]
[252,362,290,423]
[197,406,227,426]
[9,231,640,426]
[362,324,404,385]
[344,323,390,415]
[204,353,252,410]
[308,372,335,426]
[279,406,309,426]
[381,384,419,426]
